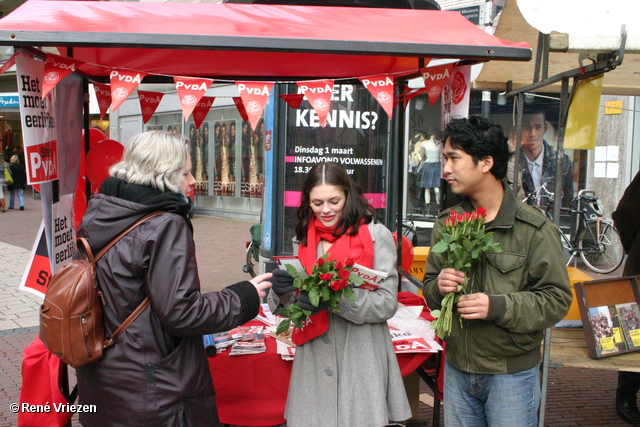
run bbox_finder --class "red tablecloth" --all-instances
[208,292,439,427]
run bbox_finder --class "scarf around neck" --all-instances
[298,216,374,274]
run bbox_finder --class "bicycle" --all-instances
[523,184,624,274]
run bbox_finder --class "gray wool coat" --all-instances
[268,222,411,427]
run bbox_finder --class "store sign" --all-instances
[0,94,19,108]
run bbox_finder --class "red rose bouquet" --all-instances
[275,254,362,335]
[430,207,502,338]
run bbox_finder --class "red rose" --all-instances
[463,212,471,222]
[450,210,457,218]
[345,257,355,267]
[330,281,342,291]
[338,278,349,288]
[319,273,333,281]
[457,214,464,223]
[316,258,325,267]
[477,207,487,218]
[334,261,344,270]
[470,212,478,221]
[338,269,350,279]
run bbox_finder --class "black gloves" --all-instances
[271,268,296,295]
[297,291,330,315]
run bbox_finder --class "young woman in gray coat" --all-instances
[75,131,272,426]
[268,162,411,427]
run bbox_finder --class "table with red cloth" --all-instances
[208,292,442,427]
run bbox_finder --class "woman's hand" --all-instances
[249,273,273,299]
[437,267,465,296]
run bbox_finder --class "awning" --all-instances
[474,0,640,95]
[0,0,531,81]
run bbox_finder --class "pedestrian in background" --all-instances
[7,154,26,210]
[612,170,640,426]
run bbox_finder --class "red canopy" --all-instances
[0,1,530,80]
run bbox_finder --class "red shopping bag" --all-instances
[18,337,74,427]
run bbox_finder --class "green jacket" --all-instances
[423,182,572,374]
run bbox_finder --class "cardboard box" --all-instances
[565,267,593,320]
[410,246,430,282]
[575,276,640,359]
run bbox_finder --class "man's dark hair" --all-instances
[440,116,512,180]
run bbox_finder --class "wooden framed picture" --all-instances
[575,276,640,359]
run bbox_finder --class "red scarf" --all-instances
[298,217,375,274]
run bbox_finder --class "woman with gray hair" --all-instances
[75,131,272,427]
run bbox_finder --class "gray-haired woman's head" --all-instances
[109,131,188,193]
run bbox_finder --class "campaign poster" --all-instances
[213,119,236,196]
[280,82,390,253]
[51,194,75,274]
[189,121,210,195]
[19,222,51,298]
[241,119,265,198]
[16,55,58,185]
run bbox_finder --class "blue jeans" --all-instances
[9,188,23,208]
[444,360,540,427]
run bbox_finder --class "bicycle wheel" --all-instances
[578,222,625,274]
[402,222,418,247]
[242,241,257,278]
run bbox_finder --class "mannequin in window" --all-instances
[419,132,441,217]
[408,131,428,215]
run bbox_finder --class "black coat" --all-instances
[613,171,640,276]
[75,184,260,427]
[7,162,26,190]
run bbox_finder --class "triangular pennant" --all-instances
[359,75,395,119]
[93,83,112,120]
[297,80,334,127]
[42,53,85,99]
[279,94,304,109]
[233,97,249,123]
[110,69,147,113]
[0,52,18,77]
[174,77,213,122]
[236,81,274,131]
[138,91,164,124]
[421,62,456,106]
[192,96,216,130]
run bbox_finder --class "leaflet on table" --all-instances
[272,255,308,278]
[350,263,388,291]
[229,325,266,355]
[388,326,442,353]
[275,339,296,361]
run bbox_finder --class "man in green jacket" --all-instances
[423,116,572,427]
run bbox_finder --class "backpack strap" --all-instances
[104,298,150,349]
[94,211,163,262]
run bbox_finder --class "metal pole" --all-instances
[511,94,524,196]
[539,77,570,427]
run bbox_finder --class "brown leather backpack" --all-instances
[39,212,161,368]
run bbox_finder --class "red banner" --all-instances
[93,83,111,120]
[19,222,51,298]
[110,69,147,112]
[138,90,164,124]
[236,81,273,131]
[421,63,455,106]
[191,96,215,130]
[279,94,304,109]
[297,80,334,128]
[42,53,85,99]
[233,97,249,123]
[359,74,395,119]
[450,68,468,105]
[0,52,17,77]
[174,77,213,121]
